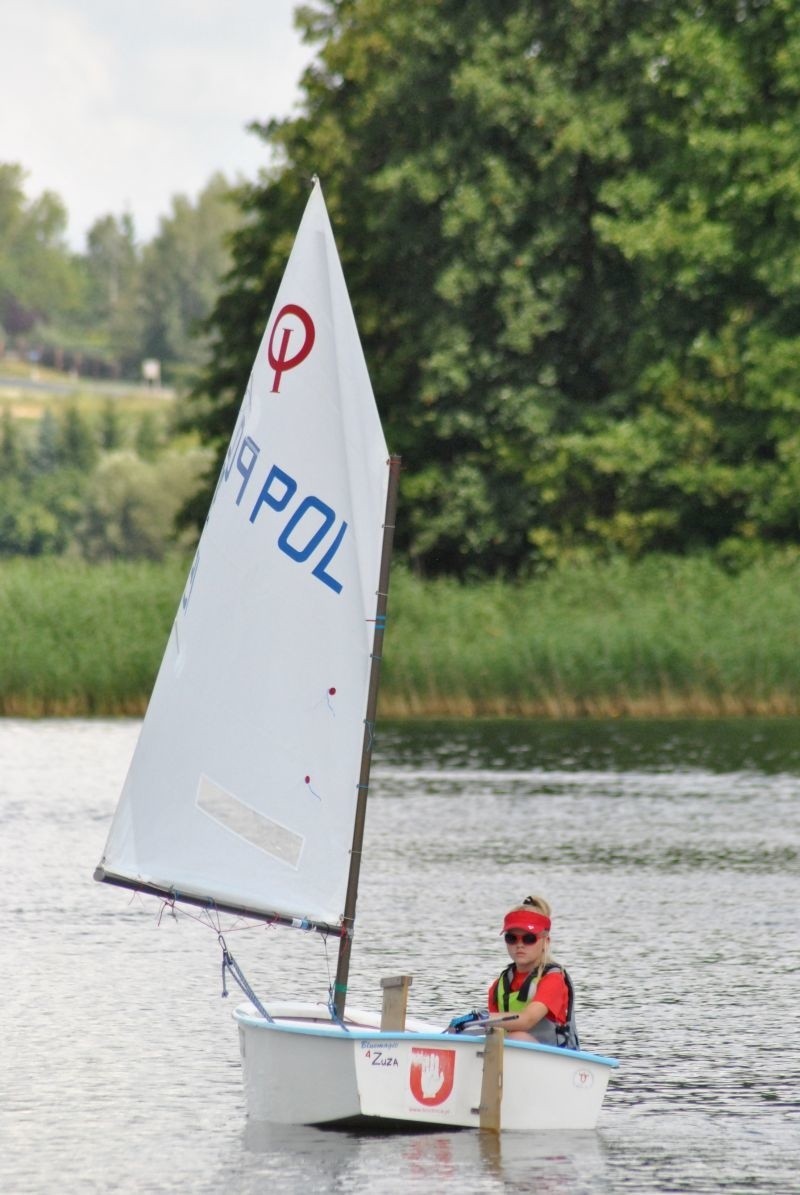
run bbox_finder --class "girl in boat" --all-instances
[485,895,579,1048]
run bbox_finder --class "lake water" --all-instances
[2,717,798,1193]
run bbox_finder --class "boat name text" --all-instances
[363,1049,399,1068]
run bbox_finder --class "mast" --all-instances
[333,453,401,1020]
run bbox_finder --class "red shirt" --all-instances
[487,968,569,1024]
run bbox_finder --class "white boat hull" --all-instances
[234,1002,618,1131]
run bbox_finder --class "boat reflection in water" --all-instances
[242,1119,608,1191]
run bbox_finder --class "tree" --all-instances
[31,410,60,474]
[188,1,648,570]
[189,1,800,573]
[135,412,162,461]
[138,173,239,379]
[1,162,243,381]
[0,470,87,556]
[0,164,82,336]
[75,448,210,561]
[59,406,98,472]
[80,213,142,369]
[99,401,124,451]
[0,407,23,476]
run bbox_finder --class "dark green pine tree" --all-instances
[59,406,98,473]
[31,410,61,475]
[0,407,24,476]
[99,400,124,451]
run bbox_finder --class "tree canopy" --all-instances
[192,0,800,576]
[0,164,80,336]
[0,168,239,383]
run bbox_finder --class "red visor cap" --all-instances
[501,910,551,936]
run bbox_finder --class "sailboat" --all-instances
[95,179,618,1131]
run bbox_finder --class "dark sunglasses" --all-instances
[504,931,539,945]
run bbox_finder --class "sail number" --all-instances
[221,422,347,595]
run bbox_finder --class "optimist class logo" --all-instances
[409,1047,456,1107]
[267,303,315,392]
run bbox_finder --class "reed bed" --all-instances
[2,554,799,717]
[381,555,800,718]
[0,558,185,716]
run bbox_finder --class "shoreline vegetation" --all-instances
[2,554,799,719]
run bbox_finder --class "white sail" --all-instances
[96,182,389,929]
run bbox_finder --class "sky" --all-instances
[0,0,313,249]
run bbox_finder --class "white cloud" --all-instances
[0,0,311,248]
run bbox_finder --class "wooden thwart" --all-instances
[477,1026,504,1132]
[380,974,413,1030]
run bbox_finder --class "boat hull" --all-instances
[234,1002,617,1131]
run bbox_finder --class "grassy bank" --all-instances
[0,558,185,715]
[1,554,799,717]
[386,555,800,717]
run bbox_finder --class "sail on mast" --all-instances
[95,181,390,933]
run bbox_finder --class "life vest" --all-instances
[489,962,580,1051]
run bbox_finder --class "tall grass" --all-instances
[382,555,800,717]
[2,554,799,716]
[0,558,185,715]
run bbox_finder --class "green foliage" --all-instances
[0,402,208,561]
[6,5,800,578]
[78,213,143,370]
[134,411,162,461]
[138,174,239,377]
[1,406,22,472]
[59,406,98,472]
[0,557,186,714]
[190,0,800,576]
[99,400,124,451]
[2,552,799,715]
[383,552,800,715]
[0,164,81,334]
[0,166,240,382]
[31,409,61,474]
[76,447,210,561]
[0,470,88,556]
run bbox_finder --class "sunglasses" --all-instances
[504,931,539,945]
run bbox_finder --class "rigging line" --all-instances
[321,932,334,999]
[156,895,177,926]
[319,933,350,1032]
[150,896,269,937]
[201,900,222,935]
[218,934,274,1023]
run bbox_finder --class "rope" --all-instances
[148,896,345,1031]
[321,932,350,1032]
[326,991,349,1031]
[218,934,274,1022]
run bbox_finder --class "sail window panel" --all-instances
[196,773,304,869]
